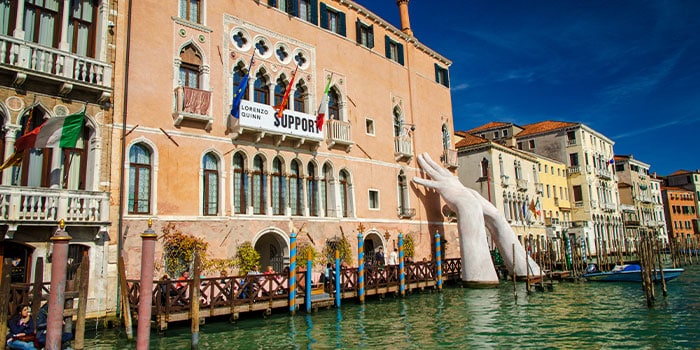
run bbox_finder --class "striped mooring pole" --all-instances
[435,231,443,291]
[289,231,297,314]
[358,231,365,303]
[305,251,312,313]
[334,250,341,308]
[399,232,405,297]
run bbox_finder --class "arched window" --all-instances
[274,75,287,109]
[202,153,219,216]
[293,80,307,113]
[321,163,333,217]
[233,62,250,101]
[481,158,489,178]
[254,71,269,105]
[441,124,450,150]
[339,170,350,217]
[398,170,409,216]
[61,123,90,190]
[271,157,285,215]
[179,44,201,88]
[128,144,152,214]
[252,155,265,215]
[307,162,318,216]
[232,152,246,214]
[289,160,303,216]
[16,107,50,187]
[393,106,403,137]
[328,87,340,120]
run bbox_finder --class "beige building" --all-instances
[535,155,572,241]
[107,0,458,315]
[514,121,622,257]
[615,155,667,241]
[454,123,547,245]
[0,0,116,316]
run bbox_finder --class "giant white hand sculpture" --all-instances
[412,153,540,285]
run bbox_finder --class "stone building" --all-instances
[0,0,116,317]
[108,0,457,316]
[513,121,622,257]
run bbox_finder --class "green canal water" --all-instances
[85,265,700,349]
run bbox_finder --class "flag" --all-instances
[275,64,299,118]
[315,74,333,131]
[535,197,542,218]
[34,110,85,149]
[0,151,23,171]
[529,199,536,217]
[522,200,527,221]
[230,55,255,119]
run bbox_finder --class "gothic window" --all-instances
[289,160,303,216]
[254,71,270,105]
[271,157,285,215]
[128,144,152,214]
[294,80,307,113]
[339,169,350,217]
[179,44,202,88]
[328,87,340,120]
[252,155,265,215]
[202,153,219,216]
[232,152,246,214]
[307,162,318,216]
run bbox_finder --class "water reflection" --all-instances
[82,265,700,349]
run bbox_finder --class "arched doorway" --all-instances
[363,232,384,266]
[1,242,34,283]
[253,229,289,273]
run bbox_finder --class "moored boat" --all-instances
[583,264,684,283]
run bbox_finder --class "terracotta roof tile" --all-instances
[517,120,578,137]
[465,122,512,134]
[455,133,489,148]
[669,169,691,176]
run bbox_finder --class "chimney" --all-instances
[396,0,413,36]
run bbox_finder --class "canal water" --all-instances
[84,264,700,349]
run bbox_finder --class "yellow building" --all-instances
[109,0,457,313]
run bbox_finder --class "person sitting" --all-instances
[35,302,73,349]
[175,270,190,305]
[6,304,37,350]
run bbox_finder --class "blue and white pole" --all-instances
[435,231,443,291]
[399,232,405,297]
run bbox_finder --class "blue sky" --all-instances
[358,0,700,175]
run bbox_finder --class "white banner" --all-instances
[237,100,324,141]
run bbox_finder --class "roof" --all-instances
[455,133,489,148]
[661,186,693,192]
[516,120,578,138]
[669,169,692,176]
[465,122,512,134]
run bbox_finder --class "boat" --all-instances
[582,264,684,283]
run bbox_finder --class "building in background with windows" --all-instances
[0,0,115,316]
[614,155,668,242]
[666,170,700,232]
[513,121,622,258]
[110,0,456,305]
[661,186,699,239]
[453,124,547,246]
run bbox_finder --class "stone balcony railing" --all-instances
[601,202,617,211]
[441,148,458,169]
[500,175,511,188]
[0,34,112,89]
[567,166,580,175]
[326,119,353,151]
[394,135,413,161]
[0,186,110,233]
[596,168,612,179]
[567,138,577,146]
[398,207,416,219]
[173,86,213,130]
[535,182,543,194]
[516,179,528,191]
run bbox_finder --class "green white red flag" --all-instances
[315,74,333,131]
[34,110,85,149]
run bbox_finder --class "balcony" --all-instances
[229,100,324,148]
[0,35,112,99]
[567,166,580,175]
[590,200,598,209]
[326,119,353,152]
[394,135,413,161]
[398,207,416,219]
[602,202,617,212]
[173,86,213,130]
[516,179,528,191]
[596,168,612,179]
[574,201,584,208]
[0,186,110,235]
[567,138,577,147]
[441,148,458,169]
[500,175,511,188]
[535,182,543,194]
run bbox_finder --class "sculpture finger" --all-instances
[417,154,443,180]
[412,177,440,189]
[420,153,452,177]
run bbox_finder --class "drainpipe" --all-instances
[116,0,135,314]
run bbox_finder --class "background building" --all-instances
[615,155,666,241]
[0,0,115,316]
[662,187,699,239]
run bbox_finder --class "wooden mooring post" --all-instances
[0,258,11,339]
[191,252,201,350]
[74,252,90,349]
[118,257,134,340]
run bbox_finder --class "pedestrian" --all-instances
[6,304,37,350]
[375,247,385,266]
[388,248,398,265]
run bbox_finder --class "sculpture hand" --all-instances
[412,153,475,212]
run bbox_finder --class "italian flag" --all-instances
[34,110,86,149]
[315,74,332,131]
